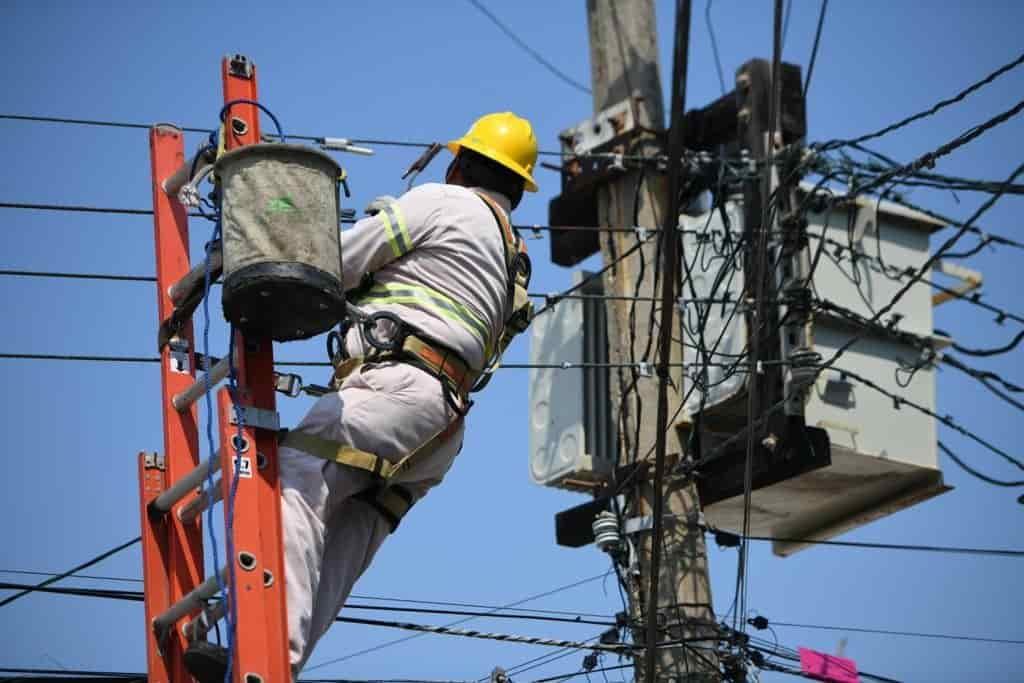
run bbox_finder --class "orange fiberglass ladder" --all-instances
[137,54,290,683]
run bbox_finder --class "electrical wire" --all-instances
[765,618,1024,646]
[803,0,828,98]
[817,50,1024,150]
[0,581,618,627]
[938,441,1024,488]
[464,0,591,95]
[705,0,727,96]
[0,536,140,609]
[303,572,612,671]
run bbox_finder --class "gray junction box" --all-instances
[529,186,953,555]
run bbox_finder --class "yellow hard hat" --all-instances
[447,112,539,193]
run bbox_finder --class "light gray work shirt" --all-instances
[340,183,513,371]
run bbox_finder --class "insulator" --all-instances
[788,348,823,390]
[592,510,621,554]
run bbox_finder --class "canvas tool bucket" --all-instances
[217,143,344,341]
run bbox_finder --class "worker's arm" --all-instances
[339,185,442,291]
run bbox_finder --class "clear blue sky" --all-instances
[1,1,1022,681]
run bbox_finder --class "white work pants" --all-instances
[278,360,464,677]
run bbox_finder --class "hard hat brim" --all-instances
[447,139,539,193]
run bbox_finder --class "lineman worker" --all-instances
[185,112,539,681]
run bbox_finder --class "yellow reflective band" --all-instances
[358,282,491,350]
[379,202,411,258]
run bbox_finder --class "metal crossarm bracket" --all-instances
[624,514,684,535]
[229,406,281,432]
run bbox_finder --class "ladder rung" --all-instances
[162,147,216,198]
[177,479,224,524]
[152,567,227,641]
[183,600,226,641]
[148,457,214,517]
[172,353,232,411]
[167,242,222,307]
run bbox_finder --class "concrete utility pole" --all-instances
[585,1,719,680]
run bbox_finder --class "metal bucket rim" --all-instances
[215,142,341,174]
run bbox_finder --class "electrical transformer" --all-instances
[528,273,616,490]
[529,186,955,555]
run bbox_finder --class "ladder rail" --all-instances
[138,124,206,683]
[218,54,292,683]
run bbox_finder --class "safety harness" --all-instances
[279,190,532,532]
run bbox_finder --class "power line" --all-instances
[0,536,140,609]
[0,201,154,216]
[705,0,727,95]
[819,50,1024,150]
[464,0,591,96]
[766,619,1024,646]
[531,664,632,683]
[0,666,145,680]
[0,269,155,283]
[736,531,1024,558]
[803,0,829,97]
[332,614,637,654]
[0,568,618,620]
[303,572,614,671]
[0,352,160,364]
[0,666,468,683]
[0,581,616,627]
[938,441,1024,488]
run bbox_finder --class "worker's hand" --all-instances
[364,195,398,216]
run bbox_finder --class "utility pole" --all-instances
[585,1,718,680]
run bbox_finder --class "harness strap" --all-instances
[280,415,463,533]
[280,430,398,478]
[355,485,415,532]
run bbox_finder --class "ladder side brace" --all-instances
[139,124,206,683]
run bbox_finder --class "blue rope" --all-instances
[222,326,247,683]
[219,99,285,143]
[199,216,232,673]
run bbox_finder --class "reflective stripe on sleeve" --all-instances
[358,282,491,351]
[379,202,412,258]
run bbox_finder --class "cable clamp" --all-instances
[167,337,191,375]
[634,225,650,242]
[636,361,653,378]
[229,406,280,432]
[320,137,375,156]
[144,452,166,471]
[273,372,303,398]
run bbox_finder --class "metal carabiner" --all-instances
[362,311,407,353]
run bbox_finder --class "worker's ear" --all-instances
[445,156,461,185]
